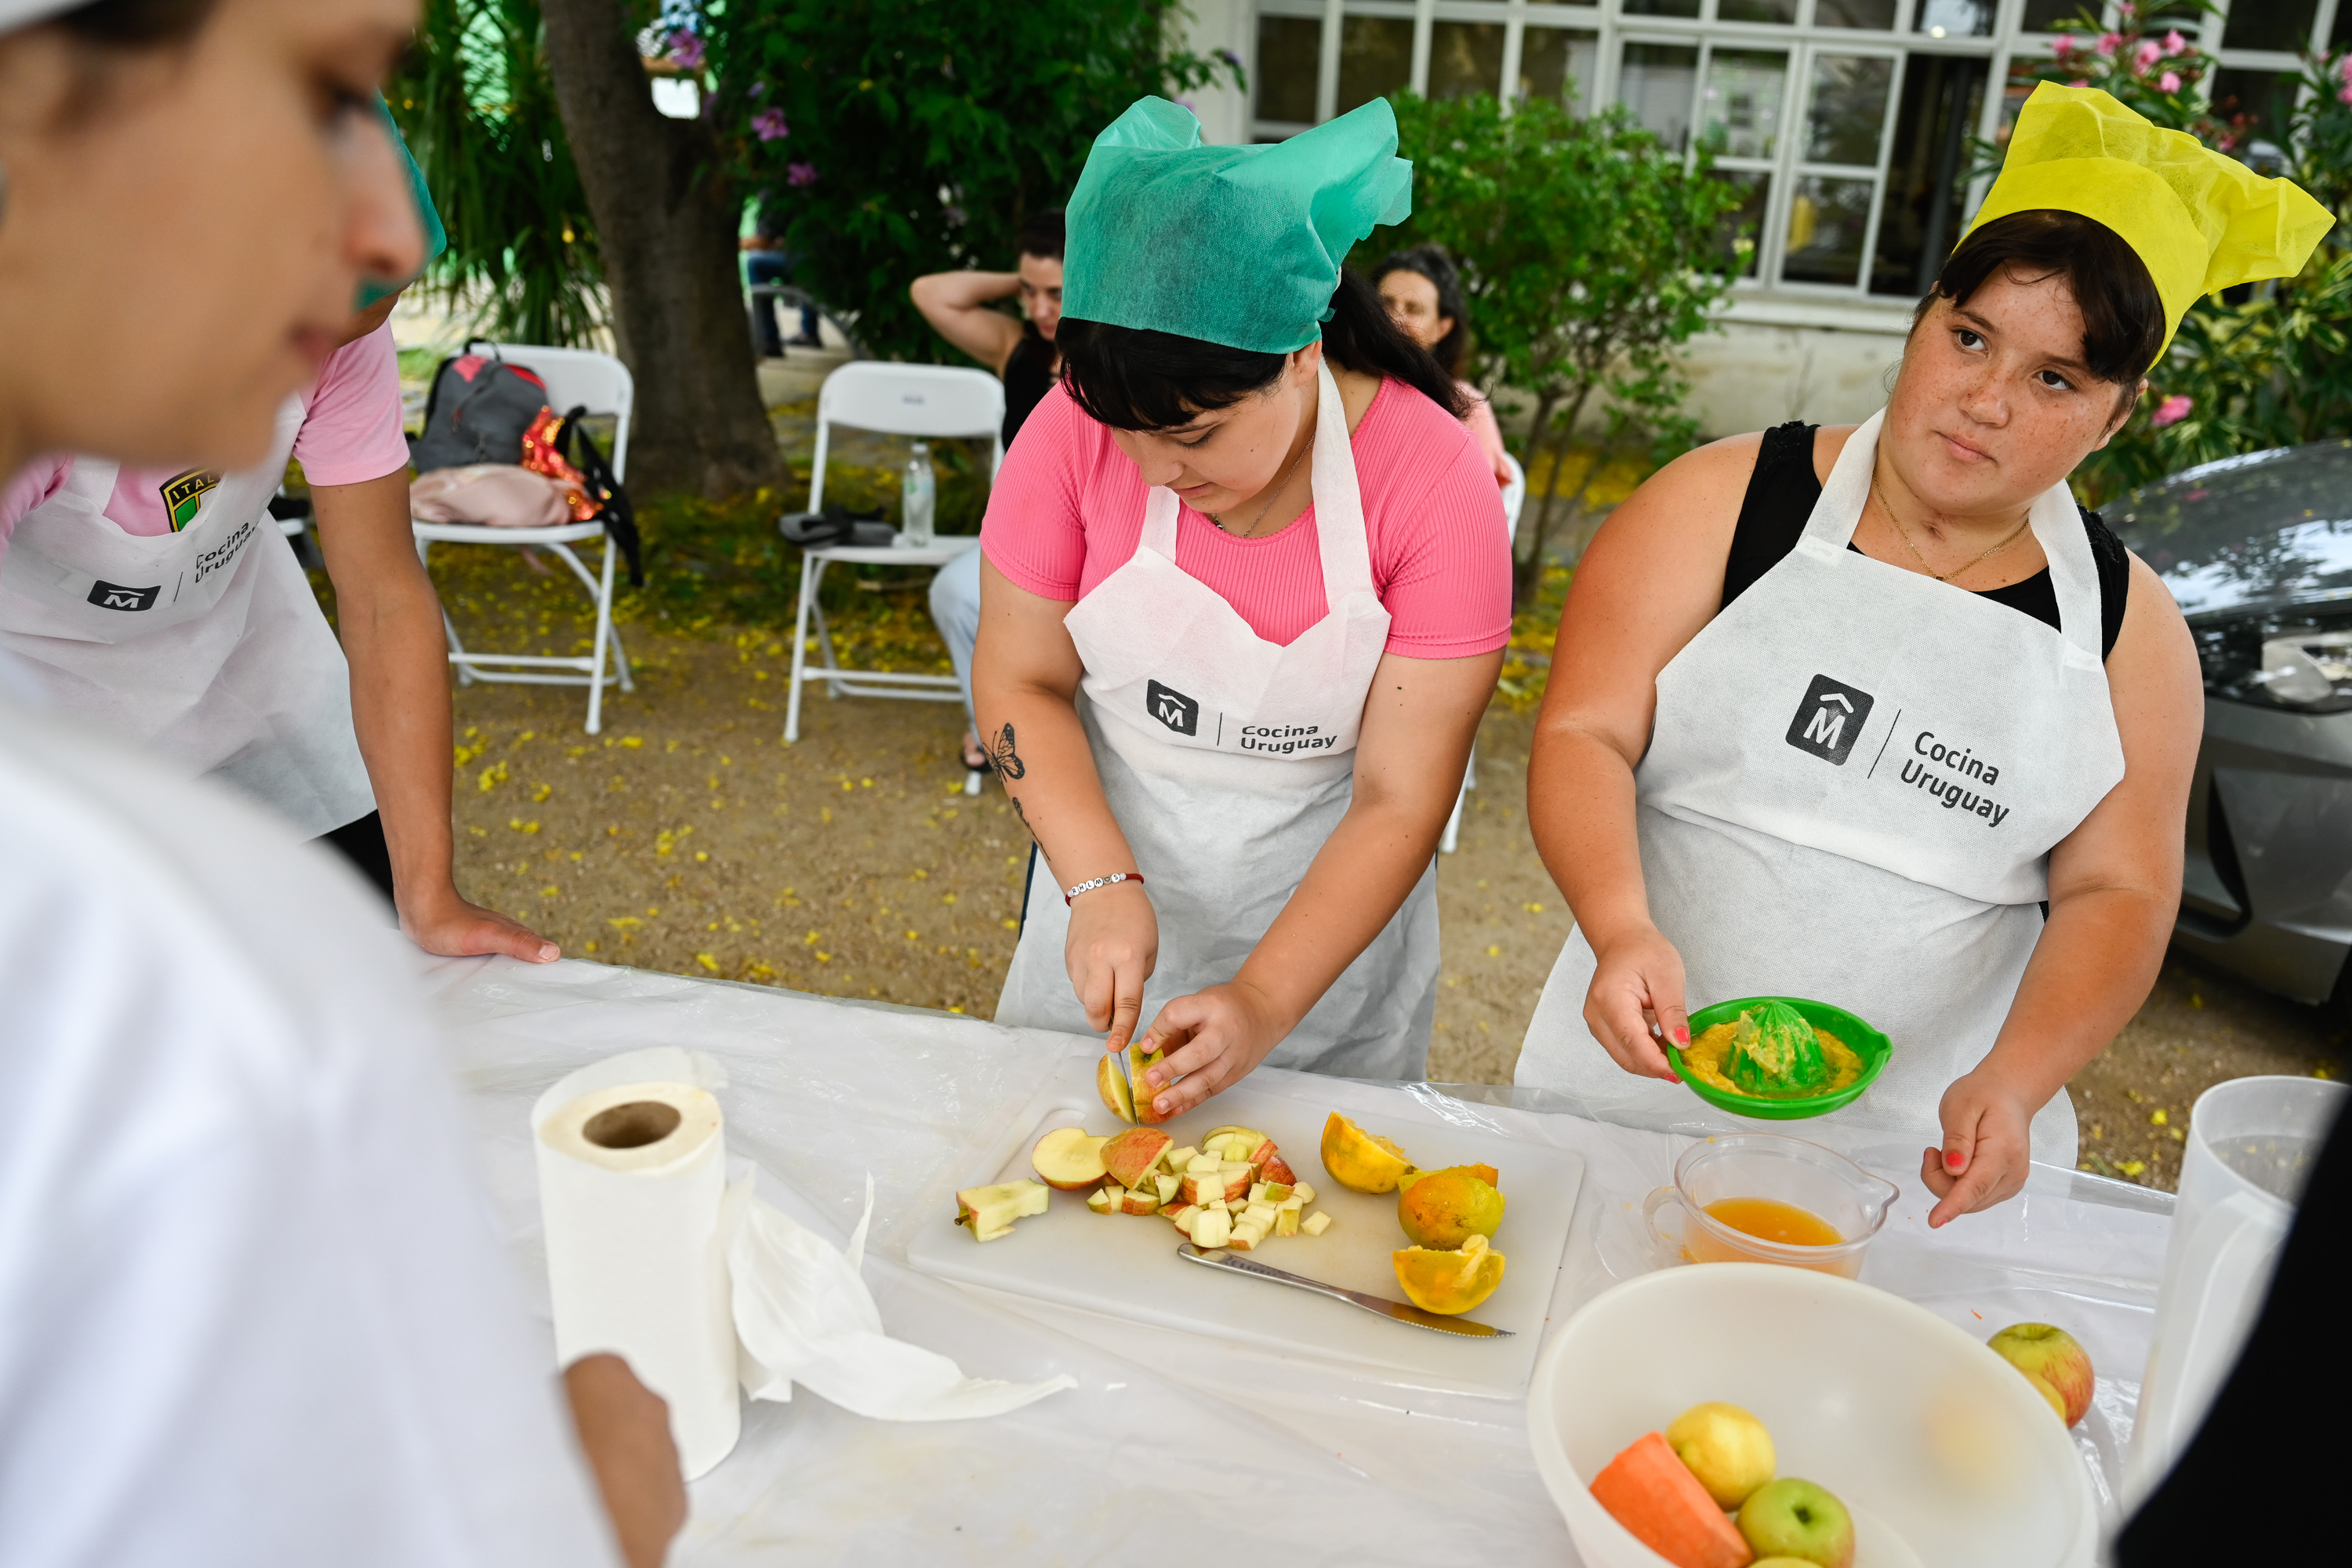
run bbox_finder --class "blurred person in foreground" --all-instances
[0,2,682,1563]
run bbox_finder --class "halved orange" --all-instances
[1392,1233,1506,1314]
[1319,1111,1417,1194]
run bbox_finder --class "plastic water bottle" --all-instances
[899,442,936,548]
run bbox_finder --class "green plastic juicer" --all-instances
[1726,1000,1828,1094]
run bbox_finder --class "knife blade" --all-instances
[1177,1243,1514,1338]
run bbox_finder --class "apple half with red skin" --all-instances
[1127,1043,1171,1123]
[1030,1127,1111,1191]
[1101,1127,1172,1189]
[954,1179,1050,1241]
[1987,1322,2096,1426]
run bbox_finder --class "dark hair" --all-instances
[52,0,217,45]
[1016,209,1065,262]
[1918,209,2165,399]
[1058,269,1467,433]
[1368,245,1469,378]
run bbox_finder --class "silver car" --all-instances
[2106,441,2352,1011]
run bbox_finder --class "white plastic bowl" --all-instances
[1529,1265,2096,1568]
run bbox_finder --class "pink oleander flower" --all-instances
[2164,29,2187,56]
[2053,34,2076,59]
[2136,39,2162,71]
[2339,82,2352,104]
[2118,0,2136,13]
[752,108,789,141]
[786,162,818,187]
[2160,71,2181,93]
[2339,53,2352,82]
[2071,78,2091,89]
[2152,394,2193,428]
[2098,31,2123,53]
[665,28,704,71]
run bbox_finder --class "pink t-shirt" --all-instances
[982,378,1512,659]
[0,322,410,547]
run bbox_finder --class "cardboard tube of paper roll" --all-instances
[535,1079,740,1479]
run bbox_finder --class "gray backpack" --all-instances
[408,340,553,473]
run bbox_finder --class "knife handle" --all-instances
[1179,1243,1355,1305]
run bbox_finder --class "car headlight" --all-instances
[2194,603,2352,714]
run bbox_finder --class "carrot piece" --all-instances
[1590,1431,1753,1568]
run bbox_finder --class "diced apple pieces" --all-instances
[1301,1210,1333,1236]
[1153,1172,1181,1204]
[1274,1204,1301,1238]
[1101,1127,1173,1189]
[1032,1126,1112,1190]
[1116,1186,1161,1216]
[1291,1182,1316,1205]
[1260,1182,1294,1203]
[1180,1163,1254,1207]
[954,1179,1051,1241]
[1192,1208,1232,1248]
[1259,1153,1299,1185]
[1241,1201,1279,1229]
[1085,1187,1116,1215]
[1163,1145,1199,1173]
[1164,1202,1197,1233]
[1225,1224,1265,1252]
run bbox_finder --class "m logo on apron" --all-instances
[159,469,222,532]
[86,580,162,612]
[1784,673,1875,765]
[1146,679,1200,736]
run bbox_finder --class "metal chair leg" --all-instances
[585,535,616,735]
[785,551,822,743]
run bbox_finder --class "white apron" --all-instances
[995,362,1438,1078]
[1516,411,2125,1165]
[0,400,376,837]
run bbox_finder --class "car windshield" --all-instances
[2106,441,2352,617]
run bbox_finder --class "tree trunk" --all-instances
[540,0,781,497]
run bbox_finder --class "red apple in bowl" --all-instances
[1987,1323,2095,1427]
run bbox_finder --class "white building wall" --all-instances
[1178,0,1252,146]
[1679,307,1911,437]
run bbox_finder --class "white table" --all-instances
[422,956,2171,1566]
[783,535,979,745]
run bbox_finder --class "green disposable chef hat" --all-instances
[358,95,448,310]
[1062,96,1413,354]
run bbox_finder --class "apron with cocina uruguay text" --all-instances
[0,398,375,837]
[996,361,1437,1079]
[1515,410,2124,1165]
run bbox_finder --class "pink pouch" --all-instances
[410,464,575,528]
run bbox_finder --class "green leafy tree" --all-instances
[390,0,605,347]
[1383,91,1744,602]
[695,0,1239,366]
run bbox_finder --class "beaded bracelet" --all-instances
[1063,871,1145,906]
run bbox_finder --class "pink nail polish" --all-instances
[1944,1149,1965,1171]
[1673,1025,1690,1045]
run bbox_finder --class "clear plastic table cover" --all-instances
[420,956,2175,1564]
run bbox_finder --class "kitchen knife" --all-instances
[1177,1243,1514,1338]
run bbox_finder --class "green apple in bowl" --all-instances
[1737,1478,1853,1568]
[1987,1322,2095,1427]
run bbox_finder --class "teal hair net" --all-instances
[358,96,448,310]
[1062,96,1413,354]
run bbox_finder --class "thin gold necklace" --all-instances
[1208,436,1310,539]
[1870,475,2031,584]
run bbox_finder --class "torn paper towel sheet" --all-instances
[733,1174,1079,1421]
[534,1047,1072,1480]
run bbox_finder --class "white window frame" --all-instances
[1240,0,2349,325]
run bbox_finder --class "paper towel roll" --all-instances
[535,1076,741,1479]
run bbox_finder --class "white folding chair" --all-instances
[411,344,637,734]
[1443,451,1526,855]
[784,364,1005,787]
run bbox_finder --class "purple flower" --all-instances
[752,108,790,142]
[786,162,818,187]
[2159,71,2181,93]
[750,80,767,99]
[666,27,705,71]
[2152,394,2193,429]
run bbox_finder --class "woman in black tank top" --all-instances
[1519,207,2215,1232]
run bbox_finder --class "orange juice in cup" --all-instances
[1644,1134,1896,1279]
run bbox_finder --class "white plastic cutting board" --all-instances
[906,1075,1584,1395]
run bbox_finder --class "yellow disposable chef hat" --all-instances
[1963,82,2333,355]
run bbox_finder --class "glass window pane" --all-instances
[1621,0,1701,16]
[1817,0,1896,26]
[1429,22,1505,101]
[1700,49,1788,160]
[2337,1,2352,48]
[1520,27,1601,110]
[2019,0,2084,28]
[1805,53,1894,165]
[1336,16,1413,116]
[2209,67,2300,165]
[1781,176,1876,287]
[1715,170,1770,279]
[1871,53,1988,296]
[1914,0,1992,38]
[2223,0,2318,52]
[1719,0,1795,22]
[1254,16,1321,124]
[1621,43,1700,153]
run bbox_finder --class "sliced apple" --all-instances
[1203,1124,1270,1149]
[1163,1202,1197,1231]
[1247,1182,1271,1205]
[1192,1208,1232,1248]
[1301,1210,1332,1236]
[1085,1187,1116,1215]
[1178,1171,1221,1207]
[1225,1224,1263,1252]
[1291,1182,1317,1205]
[1095,1052,1135,1124]
[1101,1126,1172,1189]
[1260,1181,1295,1203]
[1116,1185,1161,1217]
[1162,1145,1200,1173]
[1031,1126,1112,1190]
[1127,1043,1169,1124]
[1275,1204,1301,1238]
[1258,1152,1299,1185]
[954,1179,1051,1241]
[1153,1172,1181,1204]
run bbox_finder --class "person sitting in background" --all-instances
[910,209,1065,775]
[1371,245,1512,488]
[743,189,819,356]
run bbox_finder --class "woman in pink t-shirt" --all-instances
[977,97,1510,1116]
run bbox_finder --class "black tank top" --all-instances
[1003,331,1056,446]
[1722,421,2131,660]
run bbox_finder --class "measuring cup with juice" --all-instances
[1642,1133,1899,1278]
